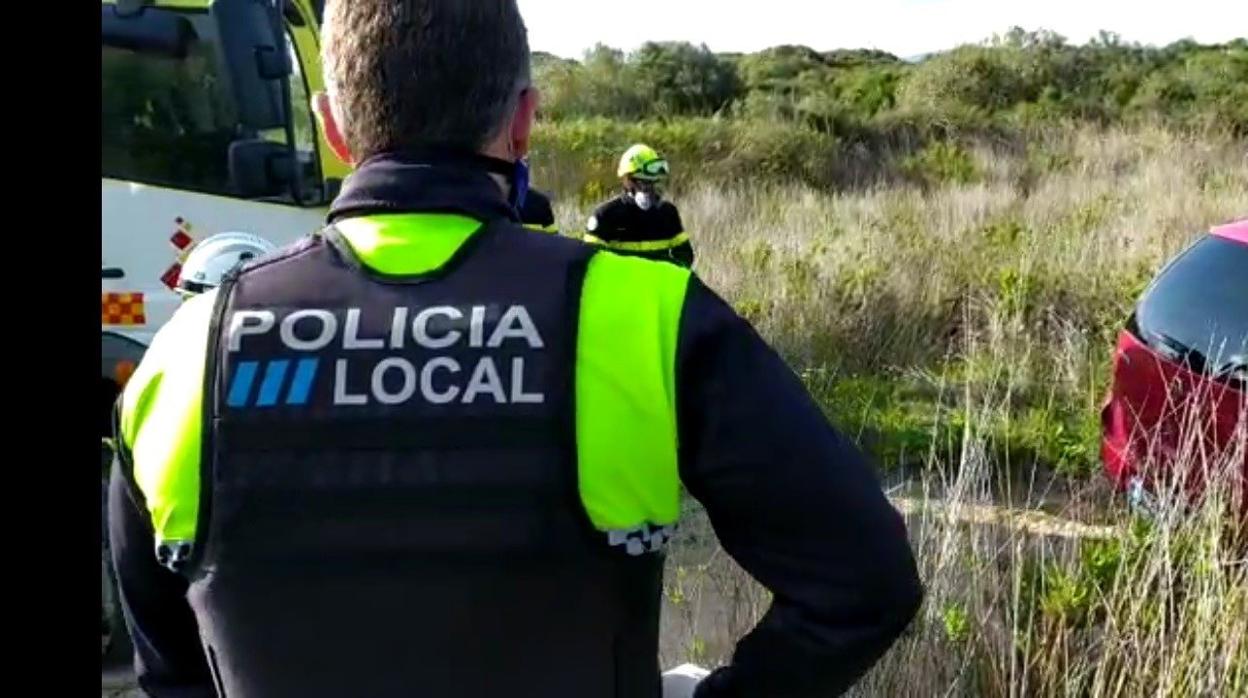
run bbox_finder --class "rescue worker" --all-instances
[520,186,559,234]
[174,232,276,297]
[584,144,694,267]
[108,2,922,697]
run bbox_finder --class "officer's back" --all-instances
[109,2,922,697]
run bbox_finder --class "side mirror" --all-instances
[211,0,290,131]
[228,139,291,199]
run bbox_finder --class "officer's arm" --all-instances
[676,277,923,698]
[109,440,215,697]
[109,298,216,697]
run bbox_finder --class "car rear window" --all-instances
[1134,235,1248,381]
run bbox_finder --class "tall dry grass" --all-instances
[847,376,1246,697]
[551,126,1245,361]
[551,124,1247,476]
[658,377,1246,697]
[548,125,1248,695]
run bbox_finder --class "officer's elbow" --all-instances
[886,558,925,637]
[870,538,924,642]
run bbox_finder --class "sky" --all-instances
[518,0,1248,60]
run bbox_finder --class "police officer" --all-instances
[520,186,559,234]
[108,2,922,697]
[585,144,694,267]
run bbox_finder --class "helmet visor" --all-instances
[635,158,669,180]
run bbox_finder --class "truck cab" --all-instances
[100,0,342,660]
[101,0,343,429]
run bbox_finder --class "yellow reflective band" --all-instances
[121,291,217,545]
[576,253,690,530]
[582,231,690,252]
[334,214,483,275]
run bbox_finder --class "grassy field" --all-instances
[659,441,1246,697]
[544,124,1248,696]
[545,124,1247,478]
[101,125,1246,697]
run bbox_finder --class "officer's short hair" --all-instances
[322,0,531,160]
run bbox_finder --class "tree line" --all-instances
[534,28,1247,136]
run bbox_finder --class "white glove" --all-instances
[662,664,711,698]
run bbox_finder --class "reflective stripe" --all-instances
[524,222,560,234]
[334,214,482,275]
[286,359,319,405]
[583,231,690,252]
[120,291,216,546]
[576,253,690,530]
[255,360,291,407]
[227,361,260,407]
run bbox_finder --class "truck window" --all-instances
[102,10,322,204]
[102,12,239,197]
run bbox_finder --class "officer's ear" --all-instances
[509,86,540,159]
[312,91,354,166]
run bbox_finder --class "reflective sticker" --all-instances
[170,218,195,250]
[606,523,675,556]
[102,292,147,326]
[170,218,197,270]
[160,263,183,290]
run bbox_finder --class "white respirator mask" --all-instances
[633,191,657,210]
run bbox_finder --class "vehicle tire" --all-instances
[102,447,132,666]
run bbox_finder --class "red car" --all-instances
[1101,219,1247,515]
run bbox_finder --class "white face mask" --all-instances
[633,191,656,210]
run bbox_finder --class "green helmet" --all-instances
[617,144,670,181]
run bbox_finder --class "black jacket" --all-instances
[587,195,694,267]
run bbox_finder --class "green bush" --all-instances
[631,42,742,116]
[530,118,843,197]
[1129,46,1248,134]
[897,45,1033,115]
[901,141,980,186]
[536,44,649,121]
